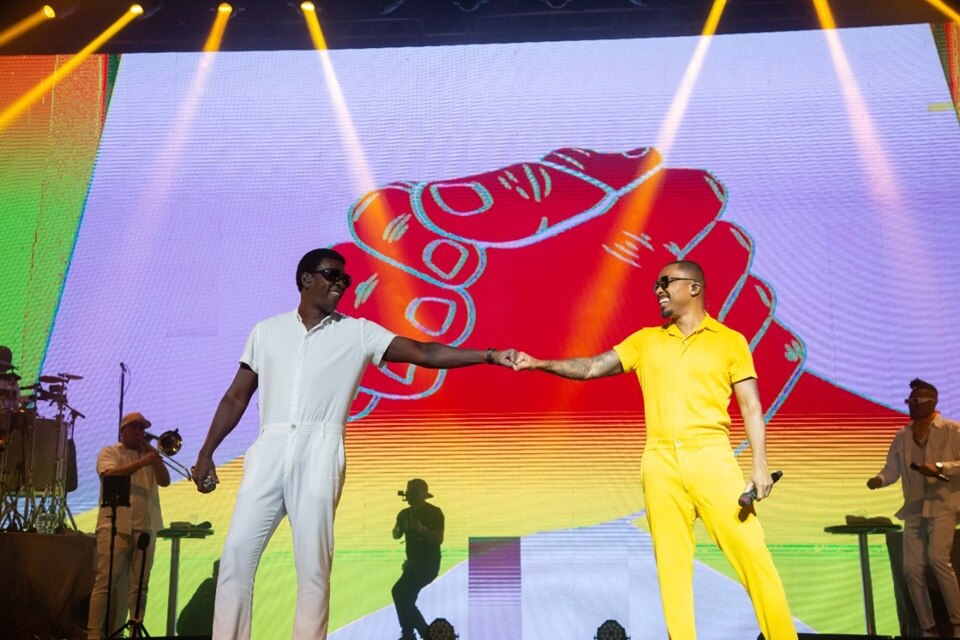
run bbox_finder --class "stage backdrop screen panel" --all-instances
[7,22,959,639]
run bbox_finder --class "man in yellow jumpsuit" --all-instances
[513,260,796,640]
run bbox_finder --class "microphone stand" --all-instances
[118,363,127,439]
[101,475,131,639]
[112,532,152,638]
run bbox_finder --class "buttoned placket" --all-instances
[670,327,702,450]
[286,314,333,478]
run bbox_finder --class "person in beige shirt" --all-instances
[86,412,169,639]
[868,378,960,638]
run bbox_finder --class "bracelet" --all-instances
[486,347,496,365]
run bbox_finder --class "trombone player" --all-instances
[86,412,169,639]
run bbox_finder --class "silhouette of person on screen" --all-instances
[867,378,960,638]
[512,260,796,640]
[191,248,516,640]
[392,478,444,640]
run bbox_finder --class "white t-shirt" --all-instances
[95,443,164,534]
[241,310,396,429]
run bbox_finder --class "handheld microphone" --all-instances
[738,470,784,507]
[910,462,949,482]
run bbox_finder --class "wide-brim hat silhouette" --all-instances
[406,478,433,499]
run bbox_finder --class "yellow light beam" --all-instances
[0,5,143,133]
[925,0,960,23]
[301,2,327,50]
[812,0,900,205]
[128,2,231,287]
[812,0,922,308]
[656,0,726,155]
[562,0,729,358]
[203,3,233,52]
[301,4,419,321]
[0,6,57,49]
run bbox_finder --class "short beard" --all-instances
[659,306,673,318]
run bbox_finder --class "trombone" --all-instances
[145,429,193,480]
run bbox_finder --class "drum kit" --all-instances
[0,365,83,533]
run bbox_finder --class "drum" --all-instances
[0,373,20,411]
[0,416,59,491]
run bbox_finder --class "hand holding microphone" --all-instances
[738,470,783,507]
[910,462,949,482]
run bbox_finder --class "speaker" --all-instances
[0,532,95,639]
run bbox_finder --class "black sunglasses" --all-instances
[313,268,352,288]
[653,276,700,292]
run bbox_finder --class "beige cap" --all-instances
[120,412,151,430]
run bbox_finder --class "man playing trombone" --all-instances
[86,412,169,639]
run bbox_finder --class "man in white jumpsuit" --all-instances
[192,248,515,640]
[868,378,960,638]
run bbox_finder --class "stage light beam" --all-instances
[563,0,729,358]
[0,6,57,49]
[0,5,143,133]
[301,6,419,313]
[203,3,233,52]
[813,0,899,206]
[301,1,328,50]
[924,0,960,23]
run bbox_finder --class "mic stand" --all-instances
[101,475,131,639]
[112,532,152,638]
[118,363,126,438]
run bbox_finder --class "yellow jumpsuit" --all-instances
[614,314,796,640]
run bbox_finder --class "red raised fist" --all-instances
[332,147,805,419]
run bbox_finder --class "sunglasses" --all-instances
[653,276,700,292]
[904,397,936,406]
[313,268,352,288]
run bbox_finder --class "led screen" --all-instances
[3,22,960,638]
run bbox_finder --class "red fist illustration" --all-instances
[332,147,805,419]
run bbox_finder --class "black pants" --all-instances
[392,562,438,636]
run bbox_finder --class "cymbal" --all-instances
[39,375,66,384]
[57,372,83,381]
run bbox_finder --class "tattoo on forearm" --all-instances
[544,358,593,380]
[543,351,619,380]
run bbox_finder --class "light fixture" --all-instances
[427,617,458,640]
[211,2,241,18]
[381,0,406,15]
[595,619,629,640]
[454,0,488,12]
[130,2,164,20]
[540,0,572,8]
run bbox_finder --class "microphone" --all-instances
[738,470,784,507]
[137,532,151,550]
[120,362,128,372]
[910,462,949,482]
